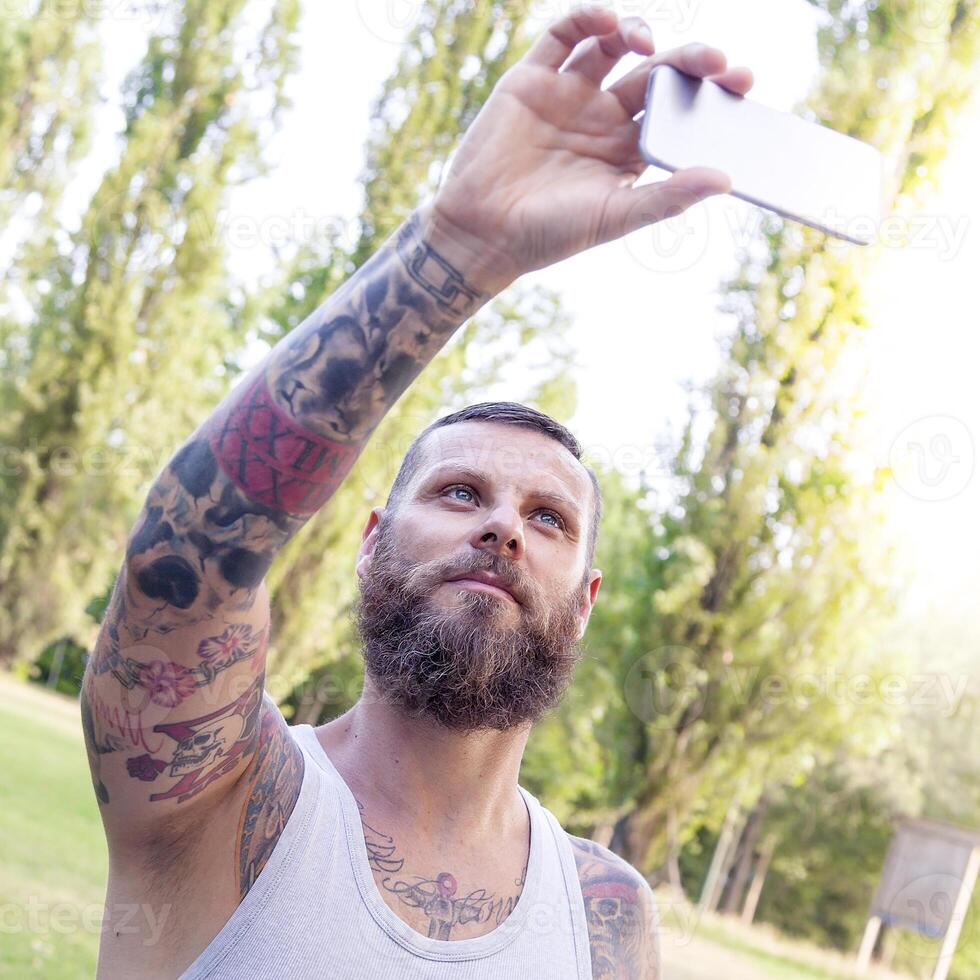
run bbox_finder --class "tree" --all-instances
[676,596,980,973]
[580,0,980,872]
[0,5,100,410]
[0,0,301,664]
[0,5,99,231]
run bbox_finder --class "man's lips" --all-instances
[445,571,520,603]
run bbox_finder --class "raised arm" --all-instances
[81,3,751,886]
[80,205,498,852]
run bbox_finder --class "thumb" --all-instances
[610,167,731,238]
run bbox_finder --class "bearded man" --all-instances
[82,7,753,977]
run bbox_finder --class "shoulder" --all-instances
[565,833,661,980]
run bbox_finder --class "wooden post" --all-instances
[931,845,980,980]
[855,915,882,974]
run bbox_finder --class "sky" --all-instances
[85,0,980,622]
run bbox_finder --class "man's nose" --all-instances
[469,503,525,559]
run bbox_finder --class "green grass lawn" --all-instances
[0,675,107,978]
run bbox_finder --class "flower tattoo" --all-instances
[197,623,259,668]
[136,659,197,707]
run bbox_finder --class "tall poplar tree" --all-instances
[0,0,301,664]
[0,5,99,227]
[0,5,100,393]
[580,0,980,871]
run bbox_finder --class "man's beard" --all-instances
[354,521,585,733]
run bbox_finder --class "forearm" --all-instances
[124,203,506,628]
[263,202,506,446]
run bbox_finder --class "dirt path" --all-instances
[662,929,781,979]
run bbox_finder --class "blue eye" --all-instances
[446,485,475,502]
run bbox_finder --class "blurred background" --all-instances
[1,0,979,977]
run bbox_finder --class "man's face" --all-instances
[353,421,602,732]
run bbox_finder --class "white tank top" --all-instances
[178,722,593,978]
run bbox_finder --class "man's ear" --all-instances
[355,507,385,581]
[576,569,602,641]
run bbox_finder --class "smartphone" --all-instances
[638,65,883,245]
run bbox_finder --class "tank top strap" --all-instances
[517,788,593,979]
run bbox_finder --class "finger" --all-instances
[607,43,749,117]
[562,17,654,85]
[524,5,619,71]
[708,66,754,95]
[607,167,731,239]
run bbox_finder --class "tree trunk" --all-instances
[609,811,631,860]
[722,795,770,915]
[699,801,741,912]
[741,832,777,925]
[665,808,685,899]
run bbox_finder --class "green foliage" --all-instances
[526,6,980,930]
[28,636,89,697]
[26,579,115,697]
[753,763,897,951]
[730,660,980,979]
[0,5,99,230]
[0,0,301,665]
[740,7,980,972]
[3,3,978,972]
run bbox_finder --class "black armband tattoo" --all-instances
[396,212,487,316]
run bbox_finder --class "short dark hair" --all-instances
[385,402,602,578]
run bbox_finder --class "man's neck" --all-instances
[315,676,532,839]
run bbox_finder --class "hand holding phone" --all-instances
[639,65,883,245]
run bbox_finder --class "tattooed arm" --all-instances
[568,835,661,979]
[80,206,498,864]
[81,212,501,919]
